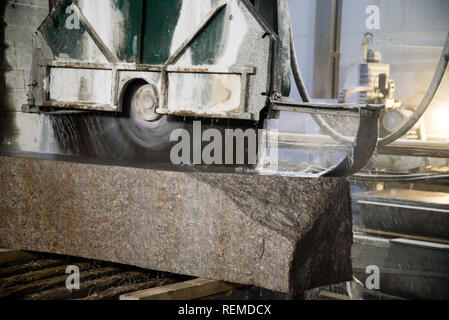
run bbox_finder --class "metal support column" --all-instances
[313,0,342,99]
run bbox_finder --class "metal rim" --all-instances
[132,83,162,123]
[117,81,185,151]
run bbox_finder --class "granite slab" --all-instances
[0,156,352,294]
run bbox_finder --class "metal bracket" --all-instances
[321,105,383,177]
[155,2,259,119]
[158,2,228,115]
[271,98,384,177]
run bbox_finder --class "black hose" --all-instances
[289,22,354,144]
[290,25,311,103]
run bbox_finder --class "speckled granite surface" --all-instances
[0,156,352,294]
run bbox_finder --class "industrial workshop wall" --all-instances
[0,0,51,153]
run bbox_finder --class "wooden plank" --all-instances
[320,291,352,300]
[120,278,240,301]
[0,251,37,267]
[0,266,119,299]
[24,271,144,300]
[79,278,175,301]
[0,262,91,289]
[0,259,63,279]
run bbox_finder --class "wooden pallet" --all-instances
[120,278,241,300]
[0,251,186,300]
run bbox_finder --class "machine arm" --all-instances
[271,99,384,177]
